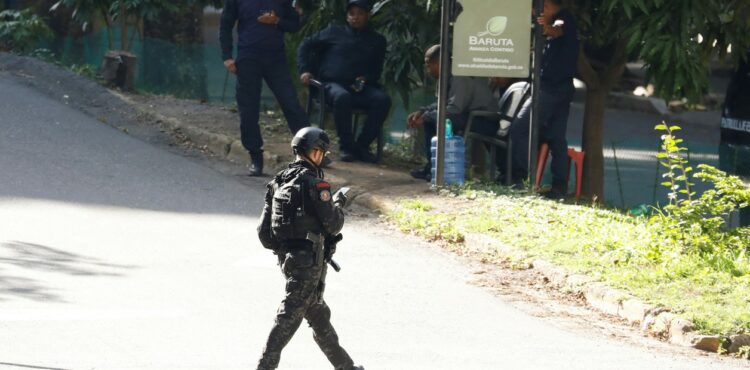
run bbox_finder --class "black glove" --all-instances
[325,233,343,259]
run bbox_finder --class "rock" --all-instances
[691,335,723,352]
[583,282,625,316]
[564,274,594,292]
[668,317,694,346]
[650,312,676,336]
[532,260,567,287]
[99,50,137,91]
[728,334,750,354]
[206,133,231,157]
[639,307,670,333]
[620,299,653,324]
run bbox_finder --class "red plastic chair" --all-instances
[534,143,585,198]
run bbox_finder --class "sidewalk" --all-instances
[1,52,745,358]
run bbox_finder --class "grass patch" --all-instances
[387,181,750,336]
[389,199,463,243]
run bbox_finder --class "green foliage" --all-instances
[113,0,222,22]
[575,0,750,101]
[27,48,58,63]
[50,0,112,32]
[654,123,694,204]
[289,0,440,107]
[386,124,750,334]
[738,345,750,360]
[67,63,98,78]
[0,9,54,52]
[51,0,222,34]
[650,124,750,273]
[370,0,440,107]
[389,199,464,243]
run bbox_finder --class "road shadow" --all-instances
[0,70,263,217]
[0,241,136,302]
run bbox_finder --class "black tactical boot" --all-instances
[354,146,377,163]
[340,149,355,162]
[248,151,264,176]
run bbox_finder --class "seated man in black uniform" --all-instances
[297,0,391,163]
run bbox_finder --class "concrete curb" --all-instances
[387,207,745,356]
[107,91,397,216]
[112,92,286,170]
[335,191,748,356]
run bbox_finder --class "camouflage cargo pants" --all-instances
[257,249,354,370]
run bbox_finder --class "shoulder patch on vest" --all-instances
[319,189,332,202]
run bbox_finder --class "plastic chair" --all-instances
[535,143,586,198]
[305,79,384,161]
[464,81,531,184]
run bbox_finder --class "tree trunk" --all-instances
[581,88,608,200]
[100,7,113,49]
[577,39,628,202]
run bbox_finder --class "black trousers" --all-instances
[257,249,354,370]
[510,82,575,189]
[235,54,308,154]
[325,82,392,153]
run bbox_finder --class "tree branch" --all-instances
[602,38,628,89]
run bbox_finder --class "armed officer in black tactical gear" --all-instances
[256,127,364,370]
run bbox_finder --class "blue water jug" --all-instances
[430,119,465,185]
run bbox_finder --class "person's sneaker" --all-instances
[354,147,378,163]
[340,150,355,162]
[248,152,263,176]
[351,365,365,370]
[410,165,431,182]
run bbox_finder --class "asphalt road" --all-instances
[1,74,746,370]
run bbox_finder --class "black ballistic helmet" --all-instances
[347,0,371,11]
[291,127,331,155]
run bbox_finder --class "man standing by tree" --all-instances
[510,0,578,197]
[297,0,390,163]
[220,0,309,176]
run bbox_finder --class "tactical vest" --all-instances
[270,168,320,241]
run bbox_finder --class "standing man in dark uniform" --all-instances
[256,127,364,370]
[297,0,391,163]
[509,0,578,197]
[220,0,310,176]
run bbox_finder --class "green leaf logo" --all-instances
[478,16,508,37]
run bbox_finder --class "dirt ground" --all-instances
[1,52,746,365]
